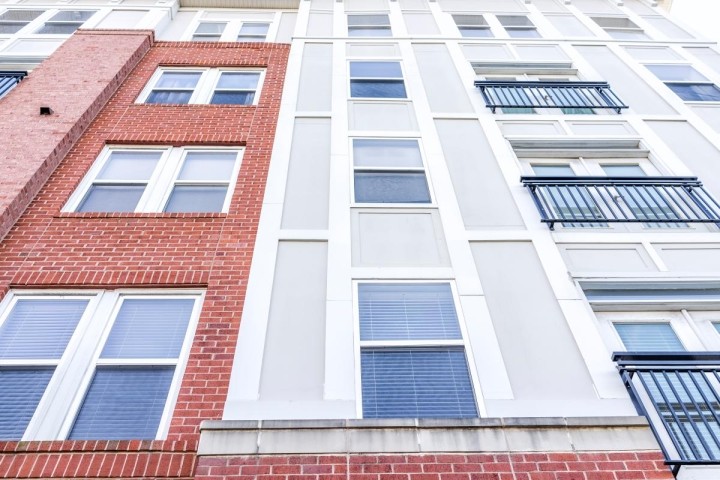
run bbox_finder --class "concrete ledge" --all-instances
[198,417,658,456]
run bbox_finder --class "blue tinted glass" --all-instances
[69,366,175,440]
[0,368,54,439]
[350,62,402,78]
[210,91,254,105]
[350,80,406,98]
[668,83,720,102]
[354,172,430,203]
[101,298,194,359]
[459,27,493,37]
[507,29,540,38]
[155,72,201,89]
[0,299,88,359]
[353,139,422,168]
[614,323,684,351]
[361,347,477,418]
[77,185,145,213]
[359,284,461,341]
[348,27,392,37]
[164,186,228,213]
[146,91,193,104]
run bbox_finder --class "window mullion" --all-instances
[192,69,215,104]
[141,147,180,212]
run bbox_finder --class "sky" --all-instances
[669,0,720,42]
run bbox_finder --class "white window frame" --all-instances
[0,289,204,441]
[346,13,392,37]
[495,14,541,39]
[590,16,649,40]
[184,14,277,43]
[645,63,720,104]
[452,14,493,38]
[136,67,266,106]
[63,145,244,214]
[350,136,435,207]
[352,280,482,418]
[348,60,407,100]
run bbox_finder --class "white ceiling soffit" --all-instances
[179,0,300,8]
[508,137,648,158]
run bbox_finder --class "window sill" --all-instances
[55,212,228,219]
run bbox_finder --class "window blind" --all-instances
[361,347,477,419]
[0,368,54,439]
[0,299,88,359]
[614,323,684,351]
[68,366,175,440]
[359,284,462,341]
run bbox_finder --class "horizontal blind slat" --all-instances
[0,368,55,439]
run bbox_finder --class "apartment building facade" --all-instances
[0,0,719,479]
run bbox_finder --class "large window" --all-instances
[139,68,264,105]
[35,10,95,34]
[358,283,477,418]
[452,14,492,38]
[497,15,540,38]
[349,61,407,99]
[0,290,202,440]
[0,9,44,33]
[646,64,720,102]
[347,14,391,37]
[64,147,243,213]
[352,139,431,204]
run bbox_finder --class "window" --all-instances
[192,22,226,41]
[189,19,271,42]
[65,147,243,213]
[497,15,540,38]
[0,71,26,99]
[237,22,269,41]
[348,14,391,37]
[646,64,720,102]
[139,68,264,105]
[591,16,649,40]
[35,10,95,34]
[0,290,201,440]
[480,75,596,114]
[358,283,477,418]
[614,323,684,351]
[452,15,492,38]
[531,164,604,226]
[352,139,430,203]
[0,9,44,34]
[349,61,407,99]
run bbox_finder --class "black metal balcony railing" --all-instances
[0,71,26,99]
[520,176,720,230]
[614,352,720,474]
[473,81,628,113]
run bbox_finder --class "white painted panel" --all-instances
[685,47,720,76]
[345,0,389,11]
[281,119,331,230]
[566,121,637,136]
[404,13,439,35]
[349,102,419,132]
[352,210,451,267]
[156,10,194,40]
[413,43,472,113]
[296,43,332,111]
[575,45,677,115]
[545,14,594,37]
[461,44,513,61]
[572,0,621,14]
[558,244,658,273]
[307,11,333,37]
[259,241,328,401]
[95,10,148,29]
[532,0,568,13]
[499,121,564,136]
[691,106,720,134]
[310,0,333,10]
[642,16,693,39]
[436,119,525,228]
[515,45,570,62]
[346,43,400,57]
[624,0,656,14]
[438,0,527,12]
[399,0,429,10]
[623,46,683,62]
[276,12,297,43]
[654,244,720,273]
[4,39,61,54]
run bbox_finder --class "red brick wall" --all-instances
[194,453,674,480]
[0,34,289,479]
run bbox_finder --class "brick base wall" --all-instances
[195,454,674,480]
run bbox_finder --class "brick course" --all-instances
[0,32,289,479]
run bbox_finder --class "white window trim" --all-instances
[346,13,392,38]
[0,289,204,441]
[182,11,279,43]
[63,145,244,214]
[347,60,408,100]
[135,67,266,106]
[349,136,436,207]
[0,8,105,39]
[352,280,484,419]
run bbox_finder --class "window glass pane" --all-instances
[348,15,389,26]
[350,80,406,98]
[353,139,422,168]
[146,91,193,104]
[608,30,649,40]
[77,185,145,213]
[216,72,260,89]
[0,299,88,359]
[601,165,646,176]
[155,72,201,89]
[592,17,639,29]
[210,91,255,105]
[0,368,55,440]
[348,27,391,37]
[178,152,237,181]
[361,347,477,418]
[164,185,228,213]
[647,64,709,82]
[497,15,534,27]
[195,22,225,34]
[359,284,461,341]
[453,14,488,26]
[239,23,269,35]
[714,323,720,336]
[68,366,175,440]
[48,10,95,22]
[101,298,194,359]
[0,10,44,21]
[350,61,402,78]
[614,323,684,351]
[532,164,575,176]
[36,23,79,34]
[458,27,493,38]
[97,151,162,181]
[507,29,540,38]
[0,23,26,33]
[192,35,219,42]
[667,83,720,101]
[354,172,430,203]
